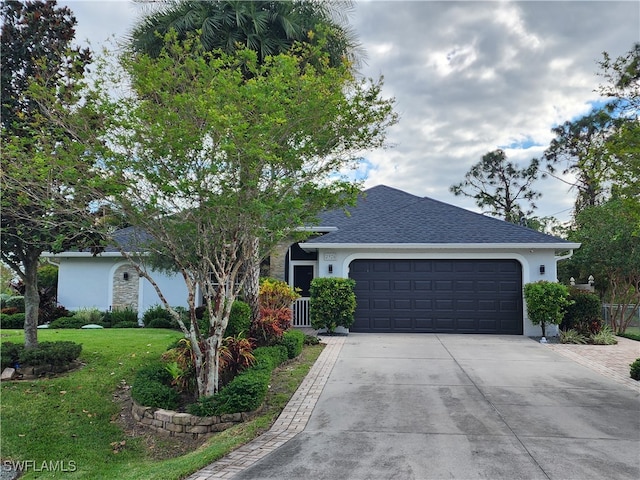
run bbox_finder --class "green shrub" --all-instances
[142,305,173,326]
[0,293,11,309]
[213,368,269,414]
[304,334,320,345]
[1,342,23,369]
[146,318,175,329]
[0,312,25,329]
[18,341,82,366]
[112,321,139,329]
[630,359,640,381]
[252,345,288,371]
[310,277,357,333]
[5,296,25,313]
[523,281,571,337]
[590,324,618,345]
[131,378,179,410]
[110,307,138,324]
[187,368,270,416]
[561,289,602,334]
[131,362,179,409]
[559,329,588,344]
[136,363,174,384]
[280,329,304,359]
[225,300,251,338]
[49,316,89,329]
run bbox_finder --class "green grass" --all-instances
[618,326,640,341]
[0,329,323,479]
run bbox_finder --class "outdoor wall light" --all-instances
[123,272,129,281]
[539,265,545,275]
[328,264,333,274]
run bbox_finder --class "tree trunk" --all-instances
[245,236,261,324]
[540,321,546,338]
[23,254,40,349]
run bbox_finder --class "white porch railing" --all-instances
[292,297,311,327]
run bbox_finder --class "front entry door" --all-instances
[293,264,315,297]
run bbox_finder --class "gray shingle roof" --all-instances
[103,226,154,252]
[309,185,572,245]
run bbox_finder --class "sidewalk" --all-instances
[544,335,640,392]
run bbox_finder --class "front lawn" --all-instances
[0,328,323,479]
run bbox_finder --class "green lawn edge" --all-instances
[0,329,323,479]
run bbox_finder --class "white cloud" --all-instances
[58,0,639,224]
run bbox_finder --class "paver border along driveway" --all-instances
[190,334,640,480]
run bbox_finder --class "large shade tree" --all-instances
[93,35,396,396]
[0,0,100,348]
[129,0,362,322]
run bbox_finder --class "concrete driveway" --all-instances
[233,334,639,480]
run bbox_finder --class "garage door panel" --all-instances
[373,298,391,310]
[372,280,391,290]
[414,280,432,291]
[392,280,411,290]
[435,280,453,291]
[350,259,523,334]
[415,299,432,310]
[456,299,476,311]
[500,281,519,292]
[393,299,411,309]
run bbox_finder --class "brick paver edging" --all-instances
[544,337,640,393]
[186,335,346,480]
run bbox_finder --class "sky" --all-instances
[59,0,640,224]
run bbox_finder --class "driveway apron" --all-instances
[233,334,639,480]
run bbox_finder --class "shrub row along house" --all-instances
[43,185,580,336]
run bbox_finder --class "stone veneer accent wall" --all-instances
[112,264,139,311]
[268,240,290,281]
[131,401,259,438]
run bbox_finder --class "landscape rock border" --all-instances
[131,400,261,438]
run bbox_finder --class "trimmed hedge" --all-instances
[5,296,25,313]
[0,341,82,369]
[253,345,288,371]
[630,358,640,381]
[1,342,23,369]
[146,318,174,329]
[0,313,25,329]
[112,321,139,329]
[187,345,289,417]
[131,363,179,410]
[281,329,305,359]
[49,316,89,329]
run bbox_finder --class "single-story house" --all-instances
[44,185,580,336]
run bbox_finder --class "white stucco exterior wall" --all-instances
[55,256,190,318]
[311,246,563,337]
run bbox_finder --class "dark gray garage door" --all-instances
[349,259,523,334]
